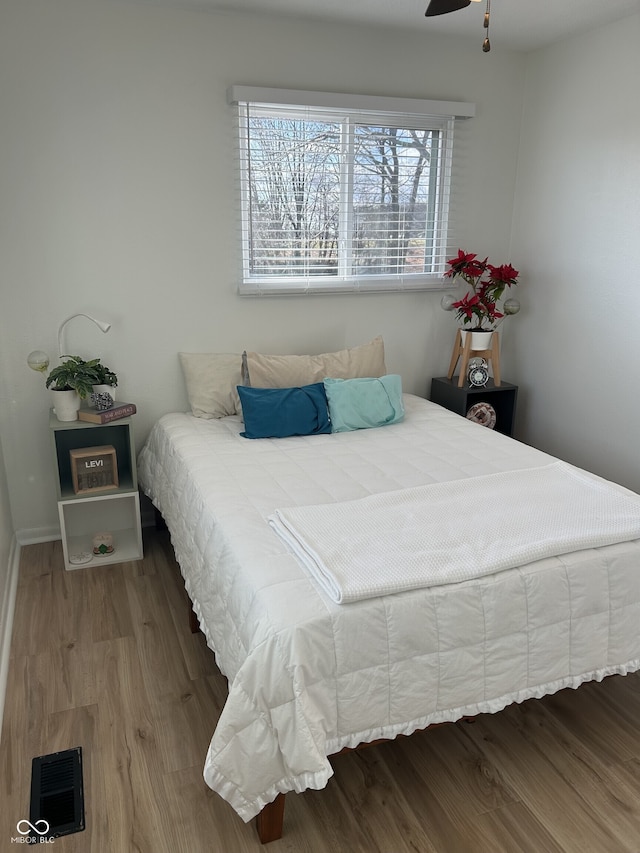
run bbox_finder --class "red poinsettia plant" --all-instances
[445,250,519,331]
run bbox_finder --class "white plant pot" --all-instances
[460,329,494,351]
[92,384,116,403]
[51,389,81,422]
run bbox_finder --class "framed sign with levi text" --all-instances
[69,445,119,494]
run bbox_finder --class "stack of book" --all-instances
[78,402,137,424]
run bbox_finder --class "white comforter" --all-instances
[137,395,640,822]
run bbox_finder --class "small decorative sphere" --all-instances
[440,293,457,312]
[91,391,114,411]
[27,350,50,373]
[504,297,521,316]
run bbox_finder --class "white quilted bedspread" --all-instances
[137,395,640,822]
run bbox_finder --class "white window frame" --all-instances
[228,87,475,296]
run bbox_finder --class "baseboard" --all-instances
[15,526,60,546]
[0,534,21,737]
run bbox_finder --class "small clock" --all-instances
[467,358,490,387]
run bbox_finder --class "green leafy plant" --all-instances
[45,356,105,399]
[93,362,118,388]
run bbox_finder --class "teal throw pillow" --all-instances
[323,374,404,433]
[237,383,331,439]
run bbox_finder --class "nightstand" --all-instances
[50,412,143,570]
[430,376,518,437]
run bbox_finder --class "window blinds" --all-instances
[228,87,475,295]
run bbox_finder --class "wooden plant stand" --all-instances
[447,328,501,388]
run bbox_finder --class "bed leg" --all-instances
[188,605,200,634]
[255,794,285,843]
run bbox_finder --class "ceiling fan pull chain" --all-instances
[482,0,491,51]
[423,0,492,52]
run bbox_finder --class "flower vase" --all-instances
[51,389,81,422]
[459,329,494,351]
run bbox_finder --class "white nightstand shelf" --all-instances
[58,491,143,570]
[50,411,143,570]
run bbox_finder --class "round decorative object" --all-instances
[91,391,114,411]
[69,551,93,565]
[440,292,457,311]
[466,401,497,429]
[27,350,50,373]
[467,358,490,387]
[503,297,521,316]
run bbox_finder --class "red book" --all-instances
[78,403,137,424]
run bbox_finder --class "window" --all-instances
[228,87,474,295]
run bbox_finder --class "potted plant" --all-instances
[444,250,520,348]
[91,362,118,401]
[45,356,104,421]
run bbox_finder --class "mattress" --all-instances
[137,394,640,822]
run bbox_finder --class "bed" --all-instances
[137,345,640,843]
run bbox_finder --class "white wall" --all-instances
[0,0,525,538]
[507,12,640,493]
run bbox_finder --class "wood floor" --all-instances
[2,530,640,852]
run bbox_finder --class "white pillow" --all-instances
[179,353,243,419]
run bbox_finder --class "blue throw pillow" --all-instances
[237,383,331,439]
[323,374,404,433]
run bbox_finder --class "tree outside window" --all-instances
[237,102,457,294]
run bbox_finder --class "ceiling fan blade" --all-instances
[425,0,471,16]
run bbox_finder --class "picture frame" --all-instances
[69,445,119,494]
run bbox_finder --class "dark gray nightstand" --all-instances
[430,376,518,437]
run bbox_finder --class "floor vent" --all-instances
[30,746,85,839]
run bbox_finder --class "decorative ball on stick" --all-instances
[27,350,50,373]
[503,297,521,316]
[440,293,457,312]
